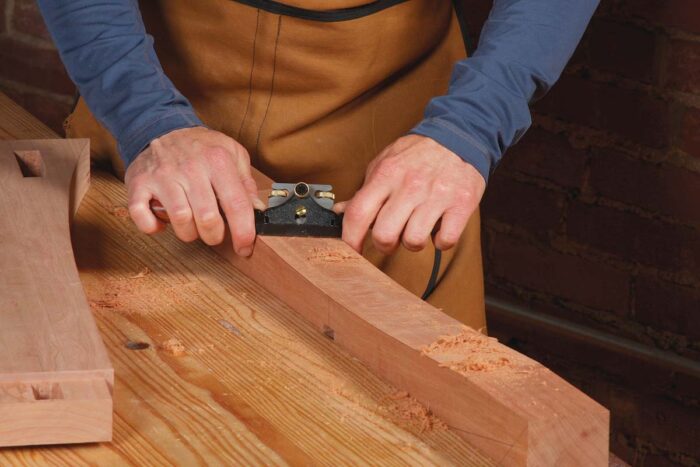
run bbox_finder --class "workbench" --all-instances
[0,95,498,465]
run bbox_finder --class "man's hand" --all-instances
[338,135,486,254]
[125,126,264,256]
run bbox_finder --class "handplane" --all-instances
[150,182,343,238]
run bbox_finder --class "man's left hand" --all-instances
[337,135,486,254]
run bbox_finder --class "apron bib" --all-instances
[65,0,486,330]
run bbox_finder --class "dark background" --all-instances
[1,0,698,465]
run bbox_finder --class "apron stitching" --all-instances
[254,14,282,160]
[237,8,261,140]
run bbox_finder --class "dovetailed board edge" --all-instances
[214,170,610,466]
[0,378,113,447]
[0,139,113,447]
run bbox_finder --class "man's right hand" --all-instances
[125,126,265,257]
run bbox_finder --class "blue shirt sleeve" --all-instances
[411,0,599,182]
[37,0,204,166]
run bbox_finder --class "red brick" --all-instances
[12,0,52,42]
[636,275,700,340]
[666,39,700,95]
[535,75,672,149]
[589,148,700,225]
[567,202,700,275]
[588,20,657,83]
[615,0,700,35]
[499,128,587,188]
[0,37,74,96]
[681,107,700,158]
[488,233,631,314]
[0,0,6,34]
[482,176,564,236]
[1,86,71,134]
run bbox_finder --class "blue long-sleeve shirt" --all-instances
[37,0,598,183]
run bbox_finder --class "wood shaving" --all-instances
[306,247,356,263]
[160,338,186,356]
[110,206,130,218]
[130,267,151,279]
[421,326,531,376]
[332,384,447,435]
[378,390,448,434]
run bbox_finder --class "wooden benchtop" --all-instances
[0,94,493,464]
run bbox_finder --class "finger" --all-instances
[341,182,392,252]
[434,205,473,251]
[371,190,421,254]
[182,172,225,246]
[333,201,347,214]
[240,172,266,210]
[212,171,256,256]
[157,182,198,242]
[402,201,445,252]
[128,186,165,234]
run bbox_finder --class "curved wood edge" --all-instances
[215,169,610,466]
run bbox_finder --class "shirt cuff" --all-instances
[409,117,493,183]
[118,109,205,167]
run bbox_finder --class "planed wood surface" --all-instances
[0,136,113,447]
[0,95,496,464]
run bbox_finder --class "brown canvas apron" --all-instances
[65,0,486,330]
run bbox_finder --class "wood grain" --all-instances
[0,92,495,464]
[0,136,113,447]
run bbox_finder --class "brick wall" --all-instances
[472,0,700,465]
[1,0,699,465]
[0,0,74,133]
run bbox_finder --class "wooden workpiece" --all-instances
[0,136,113,447]
[0,93,609,465]
[221,177,610,465]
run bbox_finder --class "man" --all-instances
[38,0,597,329]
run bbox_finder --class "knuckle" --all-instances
[204,146,232,168]
[201,229,225,246]
[432,180,452,196]
[439,231,461,248]
[343,204,365,223]
[403,234,427,251]
[197,211,222,228]
[372,229,396,248]
[403,172,427,191]
[222,194,250,212]
[374,157,399,179]
[455,187,475,203]
[170,208,193,225]
[176,231,198,243]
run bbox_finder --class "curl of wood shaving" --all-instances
[130,267,151,279]
[160,338,186,356]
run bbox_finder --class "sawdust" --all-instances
[110,206,130,218]
[306,247,356,263]
[160,338,186,356]
[421,326,531,377]
[378,390,448,434]
[332,384,447,435]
